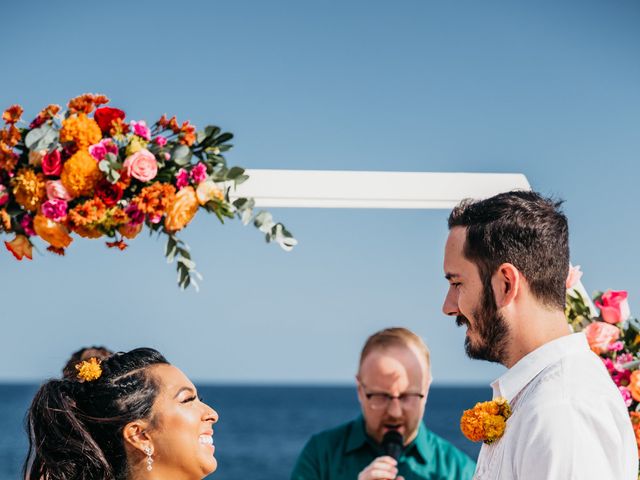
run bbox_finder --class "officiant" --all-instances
[290,327,475,480]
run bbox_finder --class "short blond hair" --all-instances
[359,327,431,370]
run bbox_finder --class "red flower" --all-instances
[95,180,124,207]
[42,150,63,176]
[94,107,126,133]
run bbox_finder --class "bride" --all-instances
[24,348,218,480]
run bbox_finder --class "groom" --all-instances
[442,191,637,479]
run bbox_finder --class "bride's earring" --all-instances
[144,446,154,471]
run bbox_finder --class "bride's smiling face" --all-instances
[147,364,219,479]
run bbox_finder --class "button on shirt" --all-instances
[291,417,476,480]
[474,332,638,480]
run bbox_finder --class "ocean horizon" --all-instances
[0,384,489,479]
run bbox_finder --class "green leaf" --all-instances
[171,145,192,166]
[205,126,220,138]
[25,124,58,151]
[214,132,233,145]
[226,166,245,180]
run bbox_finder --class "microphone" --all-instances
[382,430,404,461]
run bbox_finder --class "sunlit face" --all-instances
[357,345,431,445]
[147,364,219,479]
[442,227,509,364]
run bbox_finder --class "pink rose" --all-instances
[619,386,633,407]
[584,322,620,355]
[175,168,189,189]
[41,199,68,222]
[155,136,167,147]
[131,120,151,141]
[596,290,631,324]
[89,143,107,161]
[45,180,72,201]
[0,185,9,206]
[190,162,207,184]
[123,148,158,182]
[565,264,583,289]
[42,149,62,176]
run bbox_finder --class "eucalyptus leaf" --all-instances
[171,145,192,166]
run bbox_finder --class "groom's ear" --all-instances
[492,263,521,308]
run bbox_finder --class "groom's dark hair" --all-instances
[448,190,569,310]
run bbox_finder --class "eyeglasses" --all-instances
[359,382,426,410]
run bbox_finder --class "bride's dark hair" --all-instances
[23,347,168,480]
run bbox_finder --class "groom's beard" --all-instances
[458,282,509,365]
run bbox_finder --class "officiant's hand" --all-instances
[357,456,404,480]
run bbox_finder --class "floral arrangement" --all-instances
[460,396,511,445]
[0,94,295,289]
[565,265,640,473]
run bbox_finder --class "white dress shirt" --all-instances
[474,332,638,480]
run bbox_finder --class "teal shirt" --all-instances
[291,417,476,480]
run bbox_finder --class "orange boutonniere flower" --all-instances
[460,397,511,445]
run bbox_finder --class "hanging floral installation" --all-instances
[0,94,296,289]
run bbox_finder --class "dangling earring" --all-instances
[144,446,154,472]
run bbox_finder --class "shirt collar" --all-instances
[345,417,429,463]
[491,332,588,403]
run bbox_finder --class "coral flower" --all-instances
[165,186,199,232]
[33,214,73,249]
[0,209,11,232]
[196,180,224,205]
[119,222,143,239]
[67,94,109,115]
[132,182,176,220]
[61,150,102,198]
[5,234,32,260]
[11,168,47,212]
[59,113,102,150]
[2,105,23,124]
[629,371,640,402]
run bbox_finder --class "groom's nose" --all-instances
[442,289,458,317]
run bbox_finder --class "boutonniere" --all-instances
[460,397,511,445]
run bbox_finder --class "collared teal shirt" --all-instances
[291,417,476,480]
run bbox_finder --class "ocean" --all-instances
[0,384,488,479]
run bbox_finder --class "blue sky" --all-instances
[0,0,638,384]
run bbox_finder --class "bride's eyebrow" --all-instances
[173,386,195,399]
[445,273,460,280]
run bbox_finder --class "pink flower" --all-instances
[602,357,615,373]
[45,180,72,201]
[154,136,167,147]
[124,204,145,226]
[89,143,107,161]
[609,341,625,352]
[613,368,631,387]
[123,149,158,182]
[619,386,633,407]
[103,139,118,155]
[584,321,620,355]
[566,264,583,289]
[190,162,207,184]
[618,353,634,365]
[175,168,189,189]
[596,290,631,324]
[131,120,151,141]
[41,199,68,222]
[164,152,170,160]
[20,214,35,236]
[0,185,9,206]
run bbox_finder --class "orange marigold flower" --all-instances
[630,412,640,457]
[33,214,73,249]
[0,142,19,173]
[11,168,47,212]
[5,234,32,260]
[133,182,176,221]
[59,114,102,150]
[179,121,197,146]
[2,105,23,124]
[67,93,109,115]
[61,150,102,198]
[1,125,22,147]
[99,207,129,232]
[629,370,640,402]
[0,209,11,232]
[165,186,199,232]
[68,198,107,228]
[75,357,102,382]
[460,397,511,445]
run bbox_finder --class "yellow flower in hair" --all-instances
[76,357,103,382]
[460,396,511,445]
